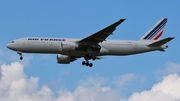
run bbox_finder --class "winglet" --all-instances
[148,37,174,47]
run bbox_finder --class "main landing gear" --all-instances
[82,61,93,67]
[82,54,95,67]
[17,51,23,60]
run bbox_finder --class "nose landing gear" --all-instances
[17,51,23,60]
[20,56,23,60]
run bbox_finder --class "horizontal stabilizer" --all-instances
[148,37,174,47]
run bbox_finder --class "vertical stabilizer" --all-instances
[140,18,168,40]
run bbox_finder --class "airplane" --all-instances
[6,18,174,67]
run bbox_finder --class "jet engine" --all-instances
[60,42,78,51]
[57,54,71,64]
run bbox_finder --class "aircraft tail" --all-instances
[140,18,168,41]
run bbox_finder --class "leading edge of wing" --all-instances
[78,18,126,44]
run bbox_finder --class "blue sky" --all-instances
[0,1,180,101]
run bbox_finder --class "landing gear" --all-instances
[82,54,95,67]
[20,56,23,60]
[82,61,93,67]
[17,51,23,60]
[89,63,93,67]
[82,61,86,65]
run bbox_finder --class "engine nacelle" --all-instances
[60,42,78,52]
[57,54,71,64]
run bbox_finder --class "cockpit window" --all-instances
[11,41,15,43]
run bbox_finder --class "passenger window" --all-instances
[54,39,58,41]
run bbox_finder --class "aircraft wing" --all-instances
[78,19,126,44]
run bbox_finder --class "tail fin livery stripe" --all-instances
[154,31,163,40]
[143,18,167,40]
[147,21,166,39]
[143,19,167,40]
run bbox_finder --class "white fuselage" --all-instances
[6,37,167,57]
[5,18,173,66]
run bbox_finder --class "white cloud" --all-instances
[155,62,180,80]
[72,77,121,101]
[0,61,123,101]
[0,62,54,101]
[0,62,123,101]
[115,73,137,87]
[54,76,123,101]
[125,74,180,101]
[165,62,180,74]
[123,62,180,101]
[55,86,120,101]
[1,61,180,101]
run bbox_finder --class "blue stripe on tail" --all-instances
[143,18,167,40]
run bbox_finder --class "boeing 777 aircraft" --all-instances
[6,18,174,67]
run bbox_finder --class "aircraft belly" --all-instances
[60,51,87,57]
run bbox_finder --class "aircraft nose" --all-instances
[6,43,13,49]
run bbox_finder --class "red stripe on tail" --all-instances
[154,31,163,40]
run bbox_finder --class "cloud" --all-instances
[54,76,124,101]
[0,61,122,101]
[165,62,180,74]
[1,61,180,101]
[155,62,180,80]
[0,62,124,101]
[0,62,54,101]
[55,85,120,101]
[115,73,137,87]
[48,72,180,101]
[125,73,180,101]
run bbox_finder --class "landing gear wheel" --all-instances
[89,63,93,67]
[85,62,89,66]
[82,61,86,65]
[82,61,93,67]
[20,56,23,60]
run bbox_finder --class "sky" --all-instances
[0,1,180,101]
